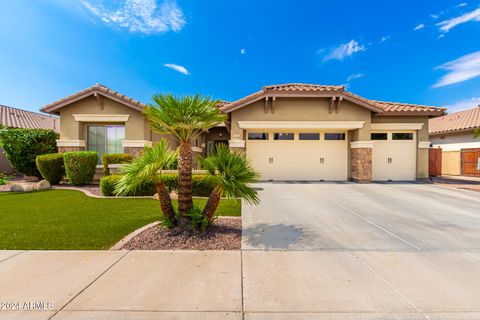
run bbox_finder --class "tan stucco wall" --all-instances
[58,96,147,141]
[230,98,373,141]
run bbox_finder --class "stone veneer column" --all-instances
[228,140,246,153]
[350,141,373,182]
[56,140,86,153]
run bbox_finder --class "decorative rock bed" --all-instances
[120,217,242,250]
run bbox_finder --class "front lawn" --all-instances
[0,189,241,250]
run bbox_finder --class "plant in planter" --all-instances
[143,94,227,230]
[114,139,178,224]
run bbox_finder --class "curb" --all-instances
[110,221,161,250]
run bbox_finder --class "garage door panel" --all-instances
[372,133,416,181]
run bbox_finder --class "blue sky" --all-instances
[0,0,479,113]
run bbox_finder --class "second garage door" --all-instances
[372,131,417,181]
[246,131,348,181]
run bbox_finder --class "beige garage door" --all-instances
[246,131,348,181]
[372,131,416,181]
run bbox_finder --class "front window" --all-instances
[392,132,413,140]
[87,125,125,162]
[371,133,388,140]
[248,132,269,140]
[299,133,320,140]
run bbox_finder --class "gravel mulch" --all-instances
[121,217,242,250]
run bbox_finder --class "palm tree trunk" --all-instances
[202,185,223,222]
[177,141,193,227]
[155,181,176,225]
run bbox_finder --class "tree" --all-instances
[115,139,178,224]
[201,145,260,222]
[474,128,480,139]
[143,94,227,228]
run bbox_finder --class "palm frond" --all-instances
[114,139,177,196]
[143,94,228,143]
[204,145,260,205]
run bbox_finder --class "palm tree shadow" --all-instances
[243,223,304,249]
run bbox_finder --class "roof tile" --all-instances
[429,106,480,134]
[0,105,59,132]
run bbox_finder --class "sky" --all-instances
[0,0,479,114]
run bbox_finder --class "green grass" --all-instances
[0,189,241,250]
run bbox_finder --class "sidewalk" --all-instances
[1,250,480,319]
[431,175,480,192]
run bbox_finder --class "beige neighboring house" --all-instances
[41,83,445,181]
[0,104,59,173]
[429,106,480,176]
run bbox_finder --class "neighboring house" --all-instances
[41,83,445,182]
[429,106,480,176]
[0,104,60,173]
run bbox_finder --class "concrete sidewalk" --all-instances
[1,250,480,319]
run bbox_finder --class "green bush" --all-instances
[36,153,65,184]
[102,153,134,175]
[63,151,98,185]
[100,174,156,196]
[0,128,58,178]
[161,173,218,197]
[0,173,13,185]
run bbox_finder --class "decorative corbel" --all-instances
[328,96,336,113]
[335,96,343,113]
[94,92,104,110]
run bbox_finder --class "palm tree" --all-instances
[201,144,260,222]
[143,94,227,228]
[115,139,178,224]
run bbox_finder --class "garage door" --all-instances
[372,131,416,181]
[246,131,348,181]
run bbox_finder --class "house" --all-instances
[0,104,60,173]
[429,106,480,176]
[41,83,445,182]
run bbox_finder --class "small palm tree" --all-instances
[201,145,260,222]
[144,94,227,228]
[115,139,178,224]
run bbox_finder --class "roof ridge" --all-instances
[371,99,445,109]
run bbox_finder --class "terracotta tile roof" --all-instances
[221,83,445,115]
[0,104,59,132]
[41,84,146,114]
[371,100,445,115]
[429,106,480,135]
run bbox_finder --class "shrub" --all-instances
[36,153,64,184]
[100,174,156,196]
[102,153,134,175]
[0,173,13,185]
[63,151,98,185]
[161,173,218,196]
[0,128,58,178]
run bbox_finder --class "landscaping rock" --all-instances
[10,183,36,192]
[153,193,159,200]
[36,179,51,190]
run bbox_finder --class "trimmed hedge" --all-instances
[63,151,98,185]
[0,128,58,178]
[100,173,219,197]
[102,153,134,175]
[36,153,65,184]
[100,174,156,196]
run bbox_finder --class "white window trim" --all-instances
[56,139,86,147]
[371,123,424,130]
[238,121,365,129]
[73,114,130,122]
[122,140,153,148]
[229,140,246,148]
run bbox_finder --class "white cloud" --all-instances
[347,73,364,82]
[437,8,480,32]
[433,50,480,87]
[445,97,480,112]
[430,14,440,19]
[457,2,468,7]
[323,40,366,62]
[240,48,246,55]
[164,63,189,75]
[413,23,425,30]
[82,0,186,34]
[379,35,391,43]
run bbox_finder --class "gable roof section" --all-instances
[0,104,59,132]
[429,106,480,135]
[41,84,146,114]
[220,83,445,116]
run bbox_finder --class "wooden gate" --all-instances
[461,148,480,177]
[429,148,442,177]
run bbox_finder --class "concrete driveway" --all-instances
[242,182,480,251]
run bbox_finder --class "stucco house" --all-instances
[0,104,59,173]
[41,83,445,182]
[429,106,480,176]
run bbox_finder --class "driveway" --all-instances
[242,182,480,251]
